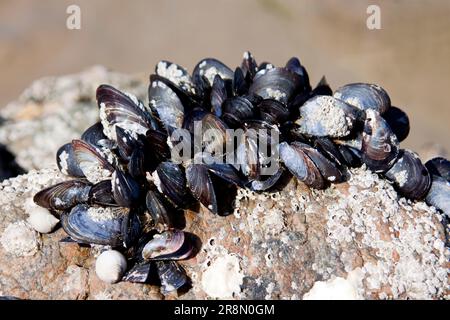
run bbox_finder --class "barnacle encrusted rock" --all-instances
[0,69,448,300]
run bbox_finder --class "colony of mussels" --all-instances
[33,52,450,295]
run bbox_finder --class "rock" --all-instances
[0,68,448,300]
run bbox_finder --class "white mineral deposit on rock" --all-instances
[201,253,244,299]
[0,220,39,257]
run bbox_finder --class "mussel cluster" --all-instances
[33,52,450,295]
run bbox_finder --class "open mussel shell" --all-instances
[88,180,117,206]
[425,176,450,217]
[382,106,410,142]
[425,157,450,181]
[155,60,196,95]
[279,142,326,189]
[72,139,115,184]
[385,149,431,200]
[249,67,301,105]
[142,230,193,261]
[155,161,193,208]
[56,143,85,177]
[148,78,185,133]
[186,163,218,214]
[192,58,234,88]
[295,95,363,138]
[112,170,141,207]
[222,96,255,127]
[361,109,399,173]
[60,204,128,246]
[34,180,91,211]
[333,83,391,114]
[156,261,190,295]
[97,84,160,140]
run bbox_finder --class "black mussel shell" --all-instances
[249,67,302,105]
[295,95,362,138]
[192,58,234,88]
[301,145,344,183]
[249,166,284,191]
[425,176,450,216]
[314,138,347,167]
[338,145,362,168]
[257,99,290,125]
[156,261,190,295]
[148,78,185,133]
[222,96,255,127]
[146,188,184,231]
[285,57,311,92]
[88,180,117,206]
[385,149,431,200]
[145,129,171,163]
[60,204,127,246]
[361,109,399,173]
[122,262,153,283]
[72,139,115,183]
[142,230,193,261]
[56,143,85,177]
[425,157,450,181]
[155,161,193,208]
[233,67,249,96]
[121,209,142,248]
[97,84,161,140]
[186,163,218,214]
[210,75,228,117]
[241,51,258,80]
[34,180,91,211]
[279,142,326,189]
[112,170,141,207]
[382,106,410,142]
[155,60,196,95]
[334,83,391,114]
[115,126,140,161]
[200,113,229,157]
[81,122,109,149]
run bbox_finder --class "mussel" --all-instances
[142,230,193,261]
[333,83,391,114]
[34,180,91,211]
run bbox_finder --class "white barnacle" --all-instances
[95,250,127,284]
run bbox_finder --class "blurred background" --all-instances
[0,0,449,151]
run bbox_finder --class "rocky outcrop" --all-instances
[0,69,448,300]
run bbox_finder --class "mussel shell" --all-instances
[88,180,117,206]
[142,230,193,261]
[382,106,410,142]
[425,157,450,182]
[192,58,234,88]
[156,161,192,208]
[145,129,171,163]
[425,176,450,217]
[121,209,142,248]
[361,109,399,173]
[295,95,362,138]
[97,84,160,140]
[146,188,183,231]
[72,139,115,183]
[148,79,185,133]
[222,96,255,127]
[385,149,431,200]
[249,67,302,105]
[155,60,196,95]
[285,57,311,92]
[241,51,258,80]
[314,138,346,167]
[301,145,344,183]
[249,166,284,191]
[122,262,153,283]
[156,261,189,295]
[233,67,248,96]
[210,75,228,117]
[34,180,91,211]
[60,204,127,246]
[200,113,229,157]
[112,170,141,207]
[258,99,290,125]
[279,142,326,189]
[115,126,140,161]
[81,122,108,149]
[186,163,218,214]
[338,145,362,168]
[56,143,85,177]
[333,83,391,114]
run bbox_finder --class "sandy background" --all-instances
[0,0,449,151]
